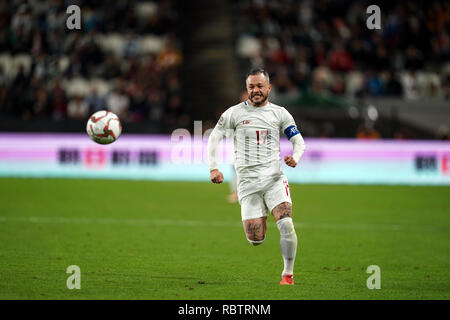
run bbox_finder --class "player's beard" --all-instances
[250,93,268,106]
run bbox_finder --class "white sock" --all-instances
[276,217,298,277]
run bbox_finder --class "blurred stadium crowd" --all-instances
[233,0,450,102]
[0,0,187,128]
[0,0,449,139]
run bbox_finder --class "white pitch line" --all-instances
[0,216,243,228]
[0,215,446,233]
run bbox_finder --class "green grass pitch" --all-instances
[0,178,449,300]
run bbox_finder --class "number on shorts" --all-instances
[283,178,290,197]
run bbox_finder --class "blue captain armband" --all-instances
[284,125,300,139]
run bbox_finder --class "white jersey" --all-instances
[214,100,298,178]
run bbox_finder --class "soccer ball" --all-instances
[86,110,122,145]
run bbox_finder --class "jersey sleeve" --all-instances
[280,108,300,139]
[214,107,235,137]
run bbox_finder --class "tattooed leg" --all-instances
[243,217,267,246]
[271,202,292,221]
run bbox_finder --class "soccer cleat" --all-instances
[280,274,294,285]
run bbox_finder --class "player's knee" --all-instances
[247,235,265,246]
[276,217,296,235]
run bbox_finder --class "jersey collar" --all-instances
[245,100,271,108]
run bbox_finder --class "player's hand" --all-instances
[284,155,297,168]
[210,169,224,184]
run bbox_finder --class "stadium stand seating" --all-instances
[0,0,186,131]
[0,0,449,139]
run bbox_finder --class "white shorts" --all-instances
[238,175,292,221]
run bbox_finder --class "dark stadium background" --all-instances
[0,0,449,139]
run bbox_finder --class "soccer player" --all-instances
[207,68,306,285]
